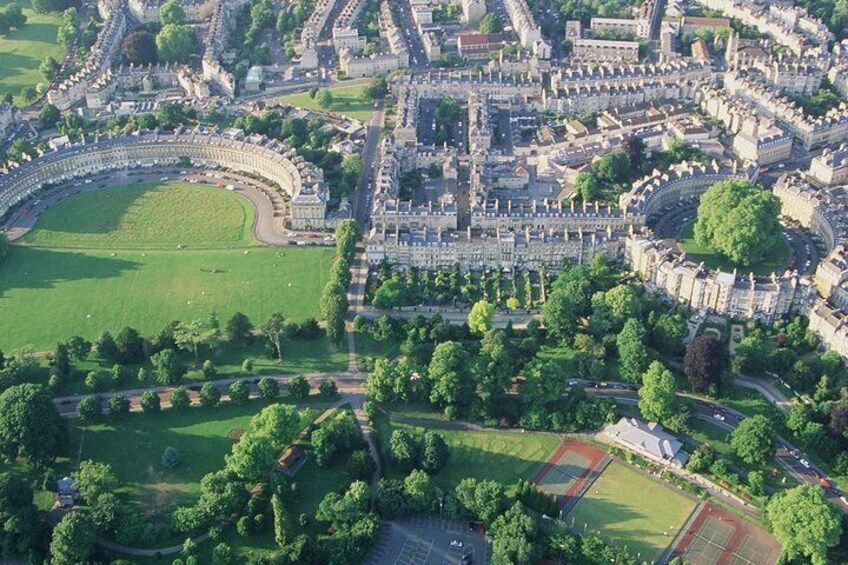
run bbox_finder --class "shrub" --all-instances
[162,447,181,468]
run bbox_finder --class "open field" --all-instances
[680,223,790,277]
[0,245,333,349]
[276,83,372,121]
[376,412,560,490]
[21,183,256,248]
[1,182,334,349]
[670,503,781,565]
[567,461,697,562]
[71,401,318,513]
[0,0,66,105]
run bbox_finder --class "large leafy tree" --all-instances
[156,24,195,63]
[226,404,300,481]
[694,180,782,267]
[475,330,515,408]
[730,415,775,466]
[159,0,186,25]
[122,30,158,64]
[468,299,495,336]
[638,361,678,423]
[490,503,538,565]
[617,319,650,384]
[684,335,724,392]
[767,484,842,565]
[542,289,579,344]
[0,383,66,466]
[428,341,472,416]
[454,478,505,525]
[49,512,95,565]
[0,472,42,558]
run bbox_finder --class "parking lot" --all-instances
[366,518,491,565]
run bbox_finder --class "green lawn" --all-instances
[376,411,560,490]
[277,83,373,121]
[679,222,790,276]
[1,182,335,350]
[22,183,257,249]
[0,0,66,105]
[567,461,697,562]
[72,401,318,514]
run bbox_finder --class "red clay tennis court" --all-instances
[670,503,781,565]
[531,440,608,506]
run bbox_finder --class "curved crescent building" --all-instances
[0,127,328,230]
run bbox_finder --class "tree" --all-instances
[211,542,234,565]
[225,312,253,344]
[39,102,61,129]
[454,478,505,524]
[74,460,118,503]
[388,429,419,471]
[593,150,630,183]
[49,512,95,565]
[0,383,66,465]
[55,7,77,47]
[77,396,102,422]
[0,4,26,33]
[141,390,161,413]
[766,484,842,565]
[50,342,72,381]
[420,431,449,474]
[364,76,388,100]
[174,318,220,363]
[730,415,775,466]
[372,278,406,310]
[316,89,334,109]
[428,341,473,415]
[38,55,60,82]
[262,313,286,361]
[159,0,186,25]
[542,289,579,344]
[478,12,502,33]
[694,180,782,267]
[226,404,300,481]
[319,379,337,397]
[468,299,495,336]
[617,319,650,384]
[228,380,250,404]
[258,377,278,400]
[638,361,678,423]
[574,172,598,201]
[288,376,310,400]
[66,335,92,361]
[0,472,41,558]
[108,395,130,416]
[404,469,439,514]
[490,502,538,565]
[622,135,646,173]
[116,326,145,363]
[348,449,376,480]
[122,30,158,64]
[151,348,185,385]
[476,329,515,408]
[684,335,724,393]
[171,386,191,410]
[200,383,221,407]
[97,331,120,363]
[156,24,195,63]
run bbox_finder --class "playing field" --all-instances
[0,183,334,350]
[567,461,697,562]
[277,83,373,121]
[0,0,67,105]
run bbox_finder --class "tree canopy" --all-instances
[0,383,66,466]
[730,415,775,466]
[766,484,842,565]
[638,361,678,423]
[693,180,782,267]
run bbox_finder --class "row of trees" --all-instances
[320,220,360,344]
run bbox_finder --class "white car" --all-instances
[840,496,848,506]
[799,458,811,469]
[712,413,726,422]
[450,540,463,548]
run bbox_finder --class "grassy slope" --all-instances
[679,222,790,277]
[0,0,66,105]
[22,183,256,248]
[1,182,334,349]
[567,461,696,561]
[277,84,372,121]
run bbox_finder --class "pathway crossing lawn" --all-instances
[0,0,66,105]
[71,402,318,513]
[276,84,372,121]
[567,461,697,562]
[378,415,560,490]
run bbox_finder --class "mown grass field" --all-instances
[22,183,256,248]
[72,402,318,514]
[1,182,334,350]
[277,83,372,121]
[679,222,790,277]
[376,410,560,490]
[567,461,697,562]
[0,0,66,105]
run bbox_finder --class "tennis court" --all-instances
[670,504,781,565]
[532,440,608,504]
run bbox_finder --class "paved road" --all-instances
[353,107,385,226]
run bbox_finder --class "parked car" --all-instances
[799,458,811,469]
